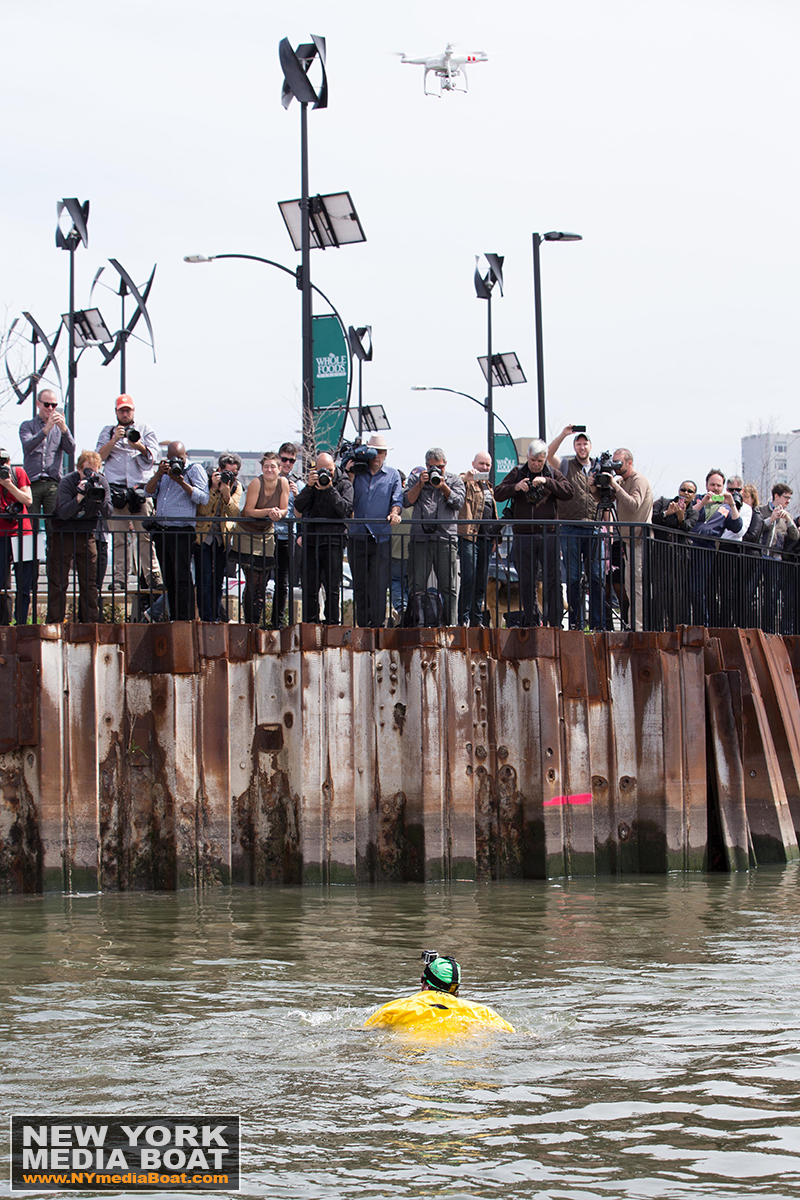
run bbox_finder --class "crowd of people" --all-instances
[1,398,799,633]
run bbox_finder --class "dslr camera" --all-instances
[339,440,378,475]
[167,457,186,477]
[428,467,444,487]
[81,467,106,503]
[316,466,332,488]
[0,449,11,481]
[125,427,141,443]
[219,469,236,487]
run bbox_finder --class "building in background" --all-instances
[742,430,800,499]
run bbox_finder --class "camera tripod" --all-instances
[576,493,629,631]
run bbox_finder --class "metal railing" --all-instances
[1,515,798,633]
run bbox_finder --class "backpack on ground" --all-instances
[402,588,444,627]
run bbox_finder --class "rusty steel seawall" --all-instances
[1,623,799,894]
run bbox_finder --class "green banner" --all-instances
[312,314,350,454]
[494,433,519,480]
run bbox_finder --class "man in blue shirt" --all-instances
[145,441,209,620]
[346,435,403,627]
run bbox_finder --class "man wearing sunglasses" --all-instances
[18,390,76,515]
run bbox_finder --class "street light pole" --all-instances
[531,231,582,443]
[183,252,353,442]
[279,34,328,466]
[410,385,516,442]
[474,254,504,487]
[299,101,314,459]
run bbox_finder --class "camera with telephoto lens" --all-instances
[81,467,106,503]
[125,427,141,443]
[428,467,444,487]
[0,450,11,481]
[168,457,186,477]
[339,440,378,475]
[316,467,332,488]
[594,450,624,492]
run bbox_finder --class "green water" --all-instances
[2,872,800,1198]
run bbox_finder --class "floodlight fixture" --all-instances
[542,231,583,243]
[532,230,583,439]
[278,192,366,252]
[477,351,526,388]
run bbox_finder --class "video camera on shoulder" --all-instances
[594,450,624,491]
[81,467,106,503]
[339,439,378,475]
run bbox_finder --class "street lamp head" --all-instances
[183,255,214,263]
[543,231,582,242]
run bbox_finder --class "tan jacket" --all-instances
[195,481,243,542]
[458,476,498,541]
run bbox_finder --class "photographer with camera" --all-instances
[272,442,302,628]
[294,452,353,625]
[495,440,573,628]
[457,451,500,627]
[346,435,403,628]
[403,449,465,626]
[96,394,163,596]
[194,453,243,622]
[751,481,797,633]
[145,442,209,620]
[0,451,34,626]
[46,450,112,624]
[19,389,76,516]
[590,448,652,631]
[548,423,603,630]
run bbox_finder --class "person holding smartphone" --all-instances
[19,390,76,516]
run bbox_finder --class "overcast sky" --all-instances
[2,0,798,498]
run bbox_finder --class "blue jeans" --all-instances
[561,525,604,629]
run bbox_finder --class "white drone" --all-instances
[400,43,488,96]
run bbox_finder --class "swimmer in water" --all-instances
[363,952,515,1032]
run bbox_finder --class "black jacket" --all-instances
[652,495,699,539]
[51,470,112,533]
[495,462,573,531]
[294,467,354,537]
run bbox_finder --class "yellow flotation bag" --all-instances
[364,990,514,1034]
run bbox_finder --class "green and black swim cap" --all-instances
[422,955,461,994]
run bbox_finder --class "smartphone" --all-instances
[572,424,587,433]
[472,471,490,481]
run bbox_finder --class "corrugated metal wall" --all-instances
[1,624,799,893]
